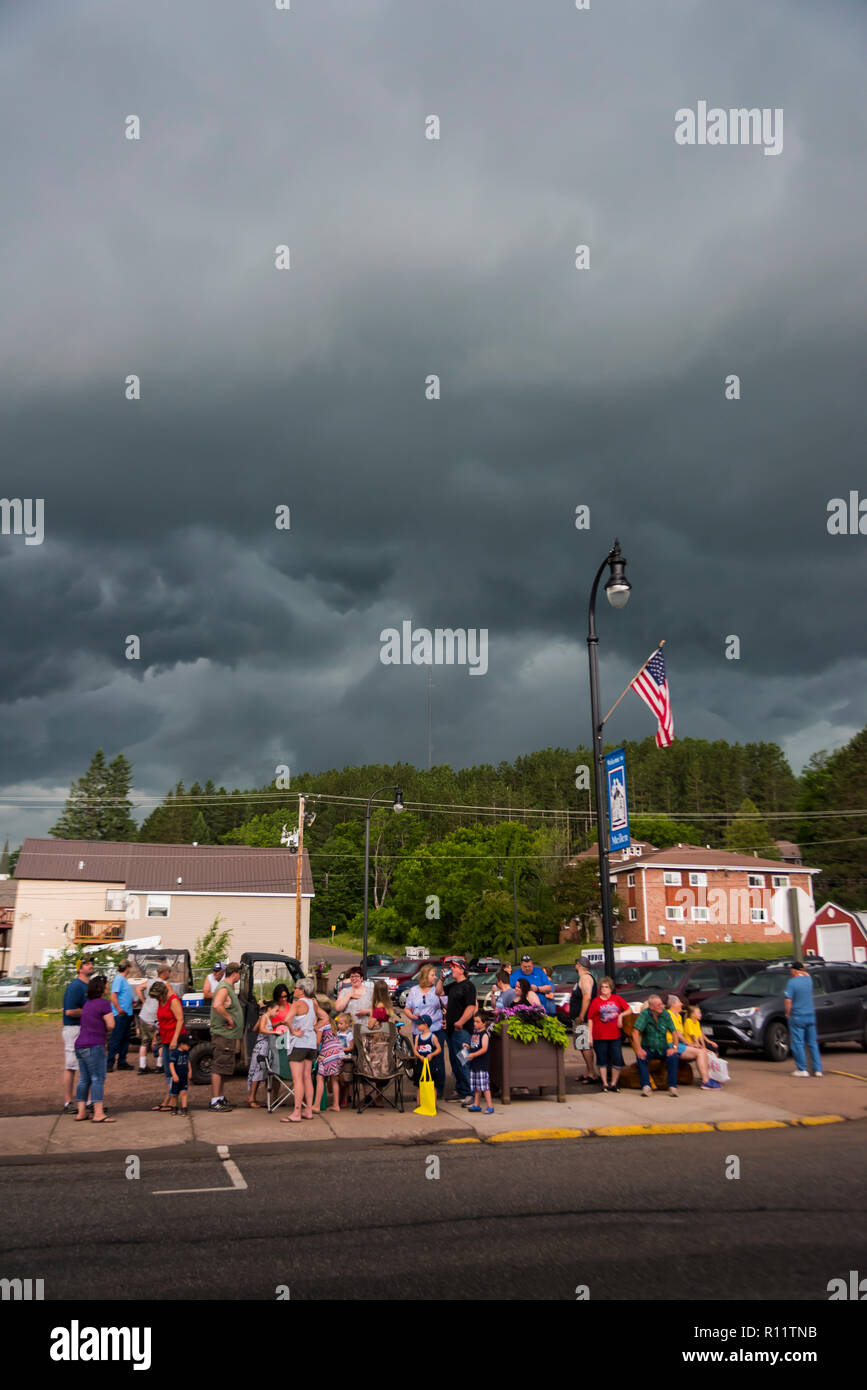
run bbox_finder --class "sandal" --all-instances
[281,1113,303,1123]
[301,1109,314,1120]
[91,1116,116,1123]
[151,1104,172,1112]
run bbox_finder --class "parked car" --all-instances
[468,956,502,973]
[701,960,867,1062]
[395,961,445,1008]
[617,958,767,1012]
[0,976,31,1007]
[549,962,672,1026]
[372,957,441,998]
[363,953,395,971]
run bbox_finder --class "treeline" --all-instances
[45,731,867,925]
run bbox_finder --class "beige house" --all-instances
[11,839,314,972]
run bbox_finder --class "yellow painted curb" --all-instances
[715,1120,788,1131]
[591,1122,715,1137]
[488,1128,588,1143]
[826,1070,867,1082]
[794,1114,846,1126]
[446,1137,481,1144]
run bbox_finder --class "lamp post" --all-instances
[497,861,519,967]
[362,784,404,977]
[587,540,631,978]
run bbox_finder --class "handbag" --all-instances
[414,1058,437,1116]
[708,1051,730,1083]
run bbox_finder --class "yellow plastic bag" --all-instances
[413,1057,437,1116]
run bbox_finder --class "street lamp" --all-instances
[587,540,631,977]
[497,860,520,967]
[362,784,404,976]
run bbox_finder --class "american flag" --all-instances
[631,647,674,748]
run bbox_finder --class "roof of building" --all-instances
[608,843,819,875]
[14,839,314,895]
[569,840,657,865]
[775,839,802,859]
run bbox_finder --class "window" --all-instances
[750,908,768,923]
[691,907,709,921]
[663,871,681,885]
[105,890,127,912]
[146,895,170,918]
[665,906,685,921]
[689,872,707,887]
[627,873,635,887]
[830,969,866,992]
[720,964,743,989]
[629,908,638,921]
[687,963,721,990]
[748,874,763,888]
[772,875,789,888]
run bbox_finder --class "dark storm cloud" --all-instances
[1,0,865,839]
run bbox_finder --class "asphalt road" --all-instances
[2,1121,866,1301]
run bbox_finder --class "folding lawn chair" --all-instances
[351,1022,404,1113]
[261,1033,295,1114]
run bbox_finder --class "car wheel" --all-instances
[763,1020,789,1063]
[189,1042,215,1085]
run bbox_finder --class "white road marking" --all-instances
[153,1144,248,1195]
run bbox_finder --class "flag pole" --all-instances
[600,640,665,729]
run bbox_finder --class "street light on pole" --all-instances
[587,539,631,978]
[362,784,404,978]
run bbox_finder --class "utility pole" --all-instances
[295,794,305,966]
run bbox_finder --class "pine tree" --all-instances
[0,839,9,874]
[102,754,137,840]
[50,750,110,839]
[190,810,214,844]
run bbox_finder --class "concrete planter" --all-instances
[488,1030,567,1104]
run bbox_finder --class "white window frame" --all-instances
[146,894,171,918]
[105,890,127,912]
[772,875,790,888]
[665,906,685,921]
[663,871,681,885]
[689,872,707,887]
[691,906,709,922]
[627,873,635,887]
[629,907,638,921]
[750,908,769,923]
[748,873,763,888]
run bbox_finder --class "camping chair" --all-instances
[351,1022,404,1113]
[261,1034,295,1114]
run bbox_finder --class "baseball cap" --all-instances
[419,1014,432,1026]
[521,954,532,962]
[214,962,227,971]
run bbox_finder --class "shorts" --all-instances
[138,1019,156,1047]
[169,1074,189,1096]
[62,1026,80,1069]
[594,1037,624,1070]
[573,1023,592,1050]
[677,1041,688,1055]
[211,1035,239,1077]
[289,1047,316,1063]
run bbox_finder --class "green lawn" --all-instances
[0,1009,59,1029]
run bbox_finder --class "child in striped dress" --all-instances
[313,1013,344,1113]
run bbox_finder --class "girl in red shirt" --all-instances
[587,976,630,1093]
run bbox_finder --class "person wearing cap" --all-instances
[510,954,556,1016]
[436,958,477,1104]
[411,1013,442,1106]
[785,962,823,1078]
[203,962,227,1002]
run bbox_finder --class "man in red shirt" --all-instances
[587,976,630,1092]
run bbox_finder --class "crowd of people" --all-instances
[60,950,822,1118]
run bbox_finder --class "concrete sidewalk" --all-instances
[1,1068,863,1159]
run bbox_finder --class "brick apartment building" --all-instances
[608,843,819,948]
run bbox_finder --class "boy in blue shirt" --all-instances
[784,963,822,1078]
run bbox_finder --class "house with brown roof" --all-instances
[608,843,820,948]
[11,839,315,971]
[0,877,17,977]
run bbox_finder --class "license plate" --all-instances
[703,1026,714,1036]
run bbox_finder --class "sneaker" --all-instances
[640,1086,651,1097]
[610,1086,620,1093]
[62,1101,75,1114]
[791,1069,810,1077]
[210,1099,233,1112]
[459,1097,474,1107]
[707,1079,722,1089]
[116,1063,134,1071]
[814,1072,823,1078]
[669,1087,678,1097]
[700,1083,715,1090]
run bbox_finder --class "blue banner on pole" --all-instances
[605,749,630,851]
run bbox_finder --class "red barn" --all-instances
[802,902,867,964]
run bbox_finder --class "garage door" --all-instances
[817,924,853,962]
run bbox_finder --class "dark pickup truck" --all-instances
[127,948,305,1085]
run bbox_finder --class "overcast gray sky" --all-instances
[1,0,865,843]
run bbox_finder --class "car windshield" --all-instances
[732,972,789,998]
[2,978,29,987]
[633,967,686,989]
[386,960,417,972]
[550,966,578,984]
